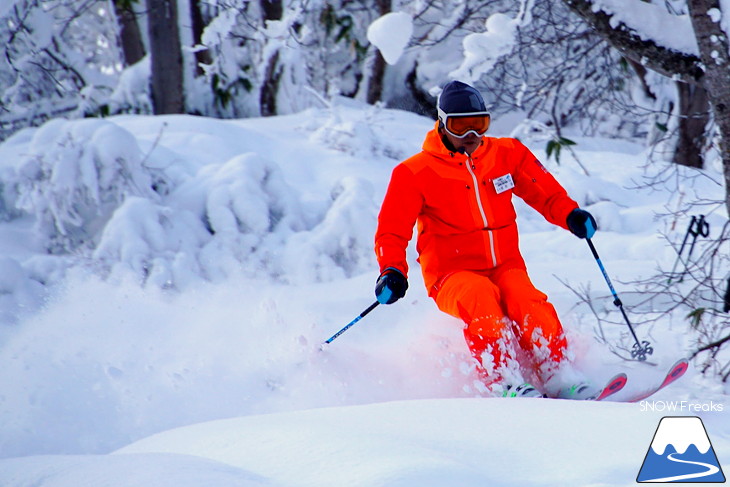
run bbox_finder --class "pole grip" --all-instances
[586,237,600,261]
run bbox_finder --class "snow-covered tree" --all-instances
[0,0,122,139]
[554,0,730,376]
[562,0,730,213]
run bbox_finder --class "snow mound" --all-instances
[114,398,682,487]
[0,452,276,487]
[0,256,45,326]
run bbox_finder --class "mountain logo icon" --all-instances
[637,416,725,483]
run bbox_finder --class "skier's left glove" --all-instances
[375,268,408,304]
[567,208,597,239]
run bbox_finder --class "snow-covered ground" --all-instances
[0,101,727,486]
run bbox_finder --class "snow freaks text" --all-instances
[639,401,724,413]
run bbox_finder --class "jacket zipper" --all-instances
[465,154,497,266]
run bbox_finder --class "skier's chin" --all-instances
[459,137,481,154]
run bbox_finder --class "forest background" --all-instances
[2,0,730,378]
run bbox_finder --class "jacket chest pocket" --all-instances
[423,177,480,225]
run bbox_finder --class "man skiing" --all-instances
[373,80,597,398]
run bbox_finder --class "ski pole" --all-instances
[668,215,710,284]
[323,301,380,345]
[687,214,710,257]
[671,216,697,274]
[587,238,653,361]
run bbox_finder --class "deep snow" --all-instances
[0,101,727,486]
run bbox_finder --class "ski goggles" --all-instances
[438,108,491,138]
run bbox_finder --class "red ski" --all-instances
[550,373,627,400]
[549,359,687,402]
[622,358,689,403]
[592,372,628,401]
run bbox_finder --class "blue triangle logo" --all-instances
[637,416,725,483]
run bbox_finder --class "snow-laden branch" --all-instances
[449,0,535,84]
[563,0,704,83]
[588,0,699,55]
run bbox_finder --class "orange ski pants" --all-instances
[434,266,566,384]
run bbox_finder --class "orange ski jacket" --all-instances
[375,124,579,297]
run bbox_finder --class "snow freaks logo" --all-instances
[637,416,725,483]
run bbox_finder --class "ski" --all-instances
[551,358,688,402]
[592,372,628,401]
[548,372,627,401]
[621,358,689,403]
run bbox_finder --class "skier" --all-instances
[373,80,597,398]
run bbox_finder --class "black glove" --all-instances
[375,268,408,304]
[566,208,597,239]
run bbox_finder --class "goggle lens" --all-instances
[445,114,491,137]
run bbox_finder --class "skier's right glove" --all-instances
[566,208,597,239]
[375,268,408,305]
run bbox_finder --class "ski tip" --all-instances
[668,358,690,380]
[624,358,691,403]
[594,373,628,401]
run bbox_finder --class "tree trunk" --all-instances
[686,0,730,215]
[259,0,283,116]
[674,81,710,169]
[367,51,387,105]
[189,0,212,76]
[260,50,281,116]
[366,0,391,105]
[405,63,435,117]
[146,0,185,114]
[113,0,146,67]
[259,0,283,22]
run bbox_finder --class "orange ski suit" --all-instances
[374,124,579,384]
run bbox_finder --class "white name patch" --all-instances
[493,173,515,194]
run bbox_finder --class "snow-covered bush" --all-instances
[191,153,304,282]
[108,57,153,115]
[4,114,387,290]
[93,198,211,289]
[198,153,302,238]
[14,119,157,253]
[308,104,412,161]
[91,146,383,287]
[89,151,307,287]
[283,176,378,284]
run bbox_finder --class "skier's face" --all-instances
[443,130,482,155]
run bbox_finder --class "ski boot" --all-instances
[501,383,546,398]
[556,382,598,400]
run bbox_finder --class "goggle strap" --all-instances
[437,107,491,120]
